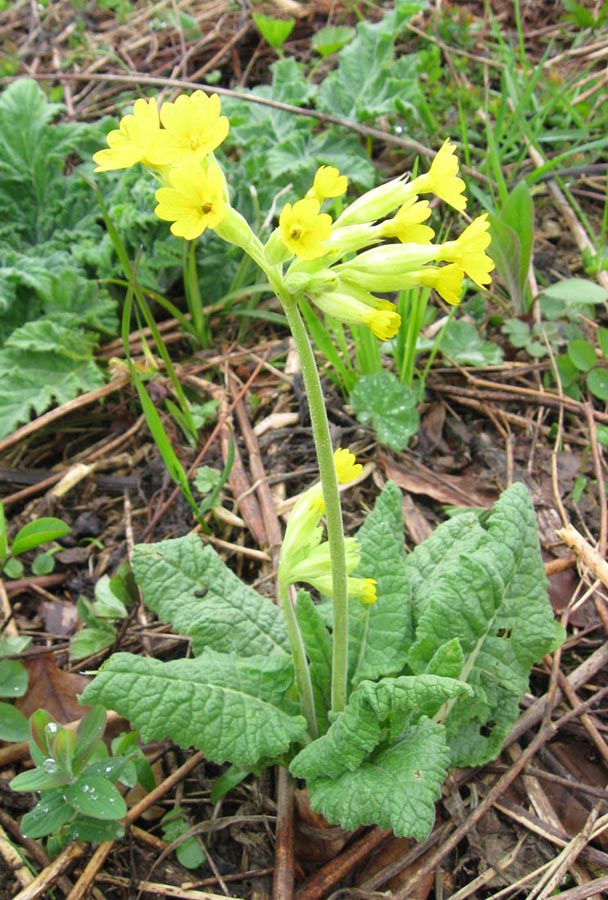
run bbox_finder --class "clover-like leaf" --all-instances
[351,371,419,451]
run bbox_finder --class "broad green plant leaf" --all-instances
[19,789,73,839]
[252,13,295,49]
[81,650,308,767]
[316,9,424,122]
[587,368,608,400]
[434,319,504,366]
[349,482,412,685]
[0,348,105,439]
[131,535,289,657]
[290,675,472,839]
[311,25,356,57]
[63,775,127,820]
[351,371,419,451]
[568,338,596,371]
[406,483,560,765]
[0,704,29,742]
[11,517,70,557]
[0,659,28,698]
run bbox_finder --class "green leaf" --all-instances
[81,650,308,768]
[291,675,471,839]
[19,789,74,839]
[31,551,56,575]
[131,535,289,657]
[73,706,106,773]
[0,659,28,697]
[598,327,608,362]
[0,703,29,741]
[10,766,71,792]
[93,575,128,618]
[70,623,116,660]
[311,25,356,57]
[539,278,608,306]
[587,367,608,401]
[295,591,332,730]
[488,215,526,314]
[0,635,31,656]
[500,180,534,302]
[0,348,105,439]
[11,517,70,556]
[63,775,127,820]
[568,338,596,371]
[438,320,504,366]
[351,371,419,451]
[252,13,295,49]
[317,12,423,122]
[349,482,412,685]
[407,484,560,766]
[65,815,124,843]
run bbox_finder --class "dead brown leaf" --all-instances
[16,653,89,723]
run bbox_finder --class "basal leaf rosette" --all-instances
[289,674,472,839]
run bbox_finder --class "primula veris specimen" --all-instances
[154,158,227,240]
[84,93,557,847]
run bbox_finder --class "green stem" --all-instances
[279,581,318,739]
[184,241,209,348]
[281,299,349,715]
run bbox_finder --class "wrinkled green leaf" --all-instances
[82,650,308,767]
[291,675,471,838]
[349,482,412,685]
[131,535,289,657]
[406,484,561,765]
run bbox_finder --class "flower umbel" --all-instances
[93,97,173,172]
[279,198,333,260]
[154,158,227,240]
[159,91,229,163]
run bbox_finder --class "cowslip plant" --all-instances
[79,91,561,840]
[9,707,154,854]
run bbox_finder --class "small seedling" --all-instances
[10,706,154,854]
[0,502,70,579]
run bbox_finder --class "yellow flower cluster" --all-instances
[279,449,377,605]
[94,93,494,341]
[273,140,494,340]
[93,92,230,240]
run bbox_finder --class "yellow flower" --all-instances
[312,290,401,341]
[415,263,465,305]
[334,448,362,484]
[437,214,494,287]
[349,577,377,604]
[159,91,229,163]
[411,140,467,212]
[93,97,173,172]
[379,196,435,244]
[279,198,333,260]
[307,166,348,203]
[154,158,227,240]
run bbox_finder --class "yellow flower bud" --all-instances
[334,175,413,227]
[311,289,401,341]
